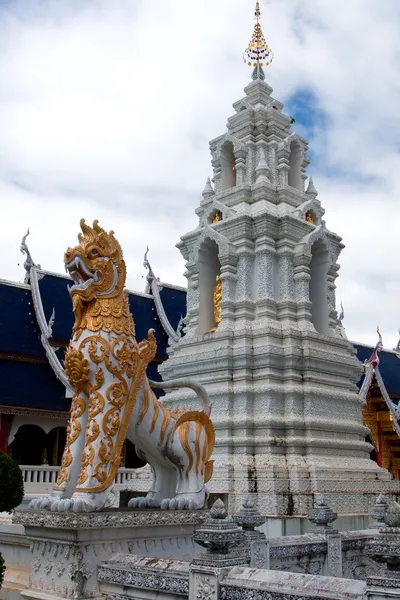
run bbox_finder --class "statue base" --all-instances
[11,508,206,600]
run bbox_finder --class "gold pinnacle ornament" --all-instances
[243,1,274,81]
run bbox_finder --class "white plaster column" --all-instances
[277,146,290,187]
[246,141,257,185]
[235,249,255,322]
[184,266,200,337]
[276,250,296,321]
[212,157,222,193]
[235,148,247,185]
[327,264,340,331]
[218,257,238,331]
[326,533,343,577]
[254,246,275,321]
[293,254,312,327]
[267,141,278,185]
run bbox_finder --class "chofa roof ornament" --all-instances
[20,229,41,284]
[19,229,71,393]
[359,328,400,438]
[394,329,400,358]
[143,247,182,344]
[337,301,348,340]
[243,2,274,81]
[365,327,383,369]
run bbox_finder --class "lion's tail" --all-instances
[171,410,215,483]
[148,378,211,415]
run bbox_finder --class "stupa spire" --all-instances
[243,1,274,81]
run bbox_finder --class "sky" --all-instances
[0,0,399,348]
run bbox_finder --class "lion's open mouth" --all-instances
[65,256,99,292]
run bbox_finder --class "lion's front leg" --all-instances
[62,333,140,512]
[30,392,88,511]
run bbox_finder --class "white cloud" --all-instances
[0,0,399,348]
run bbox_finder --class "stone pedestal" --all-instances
[13,508,205,600]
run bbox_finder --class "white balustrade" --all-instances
[19,465,137,495]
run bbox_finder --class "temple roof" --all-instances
[1,270,400,413]
[355,343,400,398]
[0,270,186,412]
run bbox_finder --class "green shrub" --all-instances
[0,551,5,589]
[0,453,24,513]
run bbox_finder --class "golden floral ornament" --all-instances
[64,346,90,394]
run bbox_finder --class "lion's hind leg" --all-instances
[128,455,177,509]
[162,413,214,510]
[30,393,88,511]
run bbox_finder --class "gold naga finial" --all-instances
[243,1,274,81]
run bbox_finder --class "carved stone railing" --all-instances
[20,465,137,493]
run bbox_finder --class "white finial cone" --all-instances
[202,176,215,198]
[306,176,318,198]
[256,154,270,183]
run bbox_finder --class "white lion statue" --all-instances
[30,220,214,512]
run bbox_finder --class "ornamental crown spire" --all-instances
[243,1,274,81]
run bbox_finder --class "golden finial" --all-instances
[243,1,274,81]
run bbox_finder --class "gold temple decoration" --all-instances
[211,275,222,331]
[243,1,274,81]
[64,220,135,341]
[306,211,314,224]
[212,210,222,223]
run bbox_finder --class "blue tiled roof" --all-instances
[0,272,182,410]
[0,359,70,411]
[0,283,45,357]
[354,344,400,396]
[3,272,399,413]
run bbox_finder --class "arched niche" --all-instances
[198,239,221,334]
[208,209,223,224]
[305,210,316,225]
[309,239,330,335]
[288,141,303,190]
[9,424,46,465]
[220,141,236,190]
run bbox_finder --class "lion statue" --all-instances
[30,219,214,512]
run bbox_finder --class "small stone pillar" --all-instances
[366,501,400,598]
[369,493,388,529]
[189,499,246,600]
[308,495,342,577]
[233,497,268,569]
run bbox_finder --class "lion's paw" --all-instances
[128,497,160,509]
[160,495,203,510]
[29,491,63,511]
[60,492,108,513]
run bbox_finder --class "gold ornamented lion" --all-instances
[30,220,214,512]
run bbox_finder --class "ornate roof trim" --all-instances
[359,329,400,438]
[20,231,72,393]
[29,265,72,393]
[143,248,182,344]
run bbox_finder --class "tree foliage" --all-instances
[0,453,24,513]
[0,552,5,589]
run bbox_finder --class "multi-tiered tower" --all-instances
[159,3,397,519]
